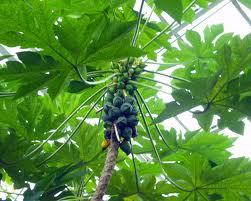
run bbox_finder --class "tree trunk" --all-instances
[91,136,119,201]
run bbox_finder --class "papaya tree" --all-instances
[0,0,251,200]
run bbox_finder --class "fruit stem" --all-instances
[91,136,119,201]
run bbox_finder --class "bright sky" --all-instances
[0,0,251,200]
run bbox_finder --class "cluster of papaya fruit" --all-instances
[101,62,144,155]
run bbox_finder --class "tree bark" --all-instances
[91,136,119,201]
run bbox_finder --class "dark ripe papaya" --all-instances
[127,115,139,127]
[102,114,111,122]
[120,141,131,155]
[121,127,133,138]
[124,96,135,104]
[120,103,133,116]
[104,121,112,129]
[108,106,121,120]
[132,126,138,138]
[116,116,127,128]
[131,107,138,116]
[113,96,123,107]
[104,129,111,139]
[103,102,113,113]
[125,84,134,94]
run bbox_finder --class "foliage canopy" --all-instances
[0,0,251,200]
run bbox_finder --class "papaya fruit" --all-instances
[113,96,123,107]
[120,103,133,116]
[127,115,139,127]
[101,139,110,150]
[116,89,124,98]
[121,127,133,138]
[124,96,135,104]
[117,82,126,89]
[103,102,113,113]
[120,141,131,155]
[128,68,134,75]
[132,126,138,138]
[102,114,111,122]
[109,86,116,94]
[134,67,142,75]
[104,121,112,129]
[108,106,121,120]
[116,116,127,128]
[125,84,134,94]
[104,129,111,139]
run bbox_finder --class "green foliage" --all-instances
[155,25,251,134]
[0,1,251,201]
[154,0,183,23]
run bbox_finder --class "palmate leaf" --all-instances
[54,17,145,64]
[239,0,251,9]
[162,153,251,201]
[0,0,71,63]
[0,51,70,99]
[0,0,145,65]
[0,0,145,100]
[155,26,251,134]
[154,0,183,23]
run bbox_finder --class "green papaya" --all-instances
[120,103,133,116]
[105,93,114,102]
[122,73,129,82]
[128,68,134,75]
[113,76,118,83]
[134,67,142,75]
[116,89,124,97]
[120,141,131,155]
[113,96,123,107]
[109,86,117,94]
